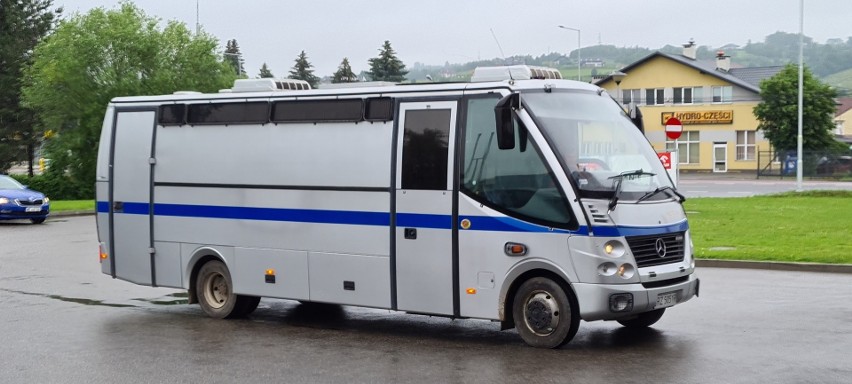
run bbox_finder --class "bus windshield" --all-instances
[523,90,674,201]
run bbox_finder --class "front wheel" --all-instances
[196,260,257,319]
[512,277,580,348]
[617,308,665,328]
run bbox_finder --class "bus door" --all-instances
[109,109,156,285]
[394,101,458,315]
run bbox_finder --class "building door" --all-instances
[394,101,457,315]
[713,142,728,173]
[110,110,156,285]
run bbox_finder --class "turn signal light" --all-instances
[98,242,108,263]
[466,288,477,295]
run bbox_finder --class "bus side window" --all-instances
[461,97,576,228]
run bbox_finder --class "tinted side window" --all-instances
[401,109,451,190]
[272,99,363,122]
[158,104,185,125]
[461,97,574,227]
[187,102,269,124]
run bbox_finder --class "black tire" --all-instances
[30,218,46,224]
[512,277,580,348]
[617,308,665,328]
[195,260,256,319]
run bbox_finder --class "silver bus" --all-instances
[95,65,699,348]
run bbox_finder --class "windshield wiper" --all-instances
[637,186,686,204]
[606,169,656,213]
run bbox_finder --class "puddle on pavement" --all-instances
[0,288,136,308]
[133,292,189,305]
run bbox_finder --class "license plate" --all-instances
[25,207,41,212]
[656,291,678,308]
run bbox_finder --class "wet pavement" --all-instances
[1,216,851,383]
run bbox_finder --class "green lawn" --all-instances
[685,191,852,264]
[51,200,95,212]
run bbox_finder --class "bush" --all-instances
[8,172,93,200]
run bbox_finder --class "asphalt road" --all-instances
[1,216,851,383]
[677,176,852,198]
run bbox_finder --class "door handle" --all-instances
[113,201,124,212]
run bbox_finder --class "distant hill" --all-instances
[406,32,852,91]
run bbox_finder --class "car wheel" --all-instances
[512,277,580,348]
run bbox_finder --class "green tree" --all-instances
[367,40,408,82]
[224,39,245,77]
[288,50,319,88]
[0,0,58,175]
[258,62,274,78]
[754,64,840,152]
[22,2,236,191]
[332,57,357,83]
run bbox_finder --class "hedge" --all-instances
[7,173,93,200]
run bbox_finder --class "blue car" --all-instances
[0,175,50,224]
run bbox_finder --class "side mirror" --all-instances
[494,93,519,150]
[631,106,644,133]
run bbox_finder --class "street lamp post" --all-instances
[558,25,581,81]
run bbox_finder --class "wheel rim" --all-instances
[523,290,560,336]
[202,271,229,309]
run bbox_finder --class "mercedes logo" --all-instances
[655,238,667,258]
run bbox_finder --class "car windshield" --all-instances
[0,176,26,190]
[523,90,673,201]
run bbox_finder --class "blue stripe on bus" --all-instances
[97,201,684,236]
[591,221,689,237]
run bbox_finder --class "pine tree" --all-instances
[224,39,246,77]
[0,0,58,175]
[288,50,319,88]
[367,40,408,82]
[332,57,357,83]
[258,62,274,78]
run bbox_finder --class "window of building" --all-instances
[622,89,641,105]
[665,131,700,164]
[673,87,703,104]
[736,130,756,160]
[645,88,665,105]
[712,86,733,103]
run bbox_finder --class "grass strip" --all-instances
[685,191,852,264]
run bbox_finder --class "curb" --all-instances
[50,210,96,218]
[49,211,851,274]
[697,259,852,274]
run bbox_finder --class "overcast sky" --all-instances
[54,0,852,77]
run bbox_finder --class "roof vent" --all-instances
[231,78,312,93]
[470,65,562,82]
[716,50,731,72]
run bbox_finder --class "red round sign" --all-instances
[665,117,683,140]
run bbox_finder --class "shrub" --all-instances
[8,172,93,200]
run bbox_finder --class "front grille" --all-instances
[15,199,43,206]
[626,232,685,268]
[642,276,689,289]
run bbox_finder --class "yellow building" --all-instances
[835,98,852,146]
[595,42,782,173]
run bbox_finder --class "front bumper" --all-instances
[573,274,699,321]
[0,204,50,220]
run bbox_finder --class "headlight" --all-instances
[603,240,626,258]
[43,197,50,204]
[0,197,9,204]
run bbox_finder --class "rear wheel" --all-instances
[30,218,45,224]
[512,277,580,348]
[617,308,665,328]
[196,260,257,319]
